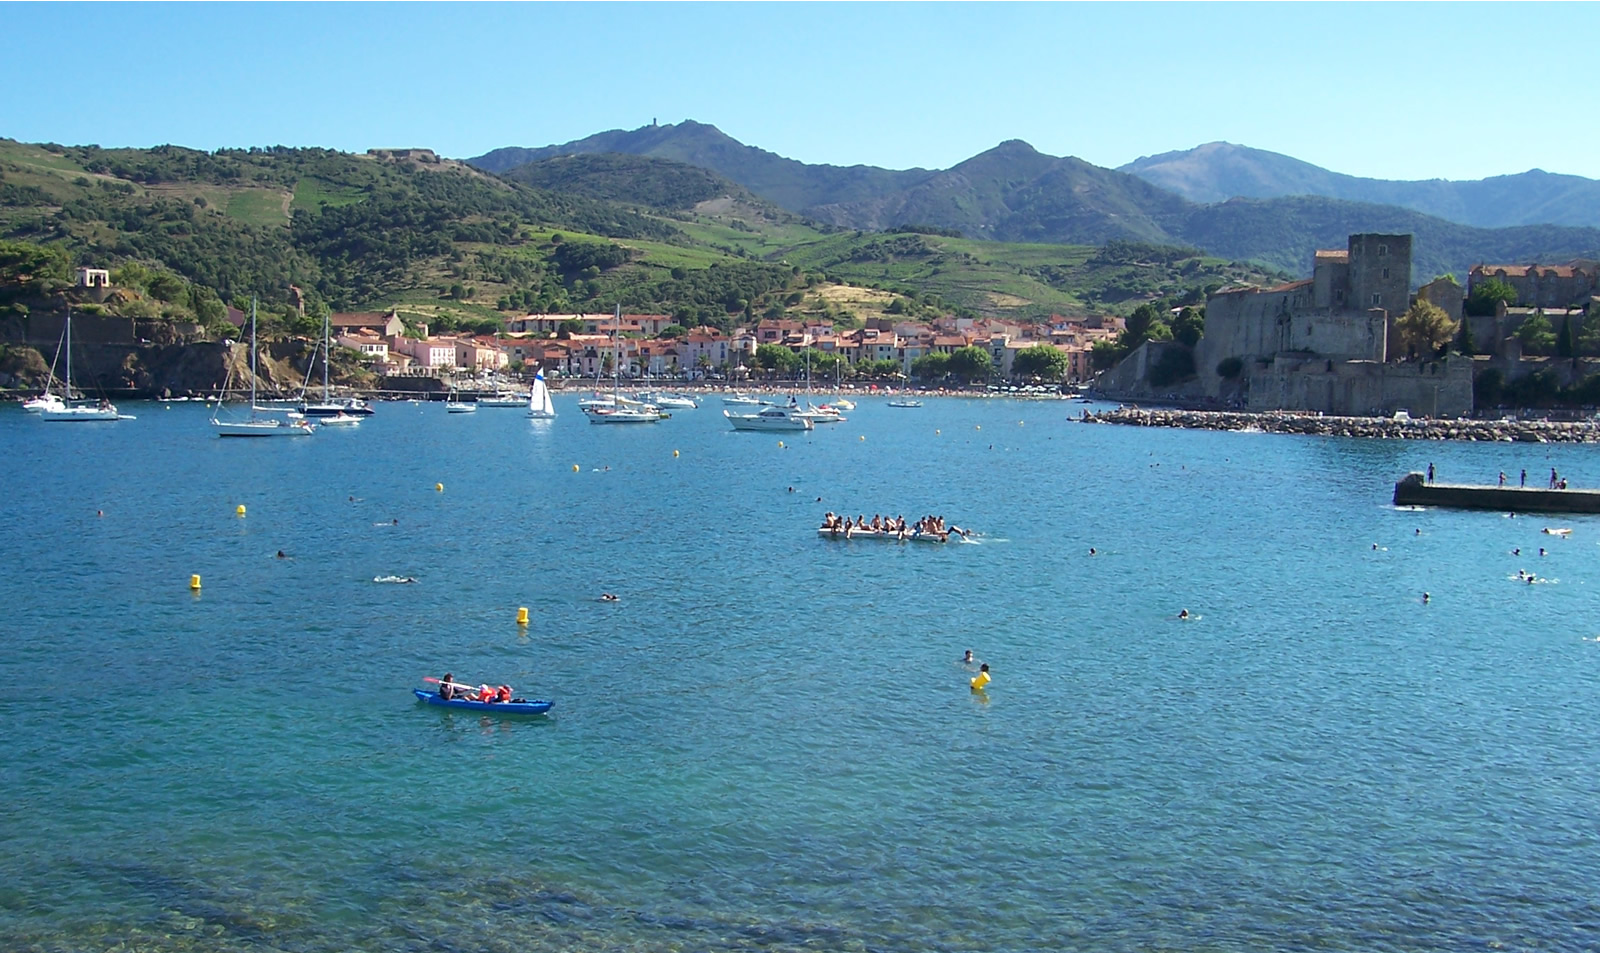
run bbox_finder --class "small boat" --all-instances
[319,412,362,427]
[640,391,697,410]
[39,309,127,422]
[584,307,662,424]
[722,393,763,406]
[817,526,949,543]
[724,407,813,431]
[478,391,532,407]
[887,399,923,408]
[300,312,375,417]
[212,300,312,436]
[24,323,67,412]
[413,689,551,714]
[526,371,557,419]
[830,398,856,411]
[445,389,477,413]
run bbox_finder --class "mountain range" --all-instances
[471,122,1600,281]
[1119,142,1600,230]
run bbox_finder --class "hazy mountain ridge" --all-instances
[1120,141,1600,229]
[474,124,1600,282]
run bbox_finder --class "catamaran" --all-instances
[211,299,314,437]
[40,309,127,422]
[23,323,67,413]
[526,371,556,419]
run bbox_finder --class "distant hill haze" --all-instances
[471,123,1600,283]
[1119,141,1600,230]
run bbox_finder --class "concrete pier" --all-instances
[1393,472,1600,513]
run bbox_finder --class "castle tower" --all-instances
[1347,234,1411,360]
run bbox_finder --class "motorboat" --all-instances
[829,398,856,411]
[722,393,763,406]
[640,391,697,410]
[887,399,923,408]
[724,407,813,431]
[478,392,532,408]
[318,412,362,426]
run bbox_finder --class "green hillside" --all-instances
[0,138,1285,337]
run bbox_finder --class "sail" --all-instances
[529,372,555,417]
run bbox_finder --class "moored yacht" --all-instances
[723,406,814,431]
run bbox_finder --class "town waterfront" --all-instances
[5,396,1600,952]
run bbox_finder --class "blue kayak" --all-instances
[413,689,552,715]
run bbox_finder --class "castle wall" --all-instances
[1247,355,1472,416]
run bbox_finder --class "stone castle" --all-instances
[1185,233,1473,416]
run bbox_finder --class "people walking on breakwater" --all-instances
[1427,463,1435,483]
[1521,469,1527,487]
[1499,472,1507,487]
[1550,468,1559,489]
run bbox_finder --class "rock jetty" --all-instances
[1082,407,1600,443]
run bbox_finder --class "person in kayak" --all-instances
[477,684,495,703]
[438,674,456,700]
[496,685,512,703]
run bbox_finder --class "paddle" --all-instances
[423,676,510,696]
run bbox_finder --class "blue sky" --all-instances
[4,2,1595,182]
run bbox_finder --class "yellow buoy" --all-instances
[516,607,529,626]
[935,429,941,435]
[859,435,865,441]
[572,464,580,472]
[236,504,246,517]
[975,425,982,431]
[673,449,680,458]
[435,483,444,492]
[189,574,202,591]
[778,441,785,448]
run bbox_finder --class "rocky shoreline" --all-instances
[1083,407,1600,443]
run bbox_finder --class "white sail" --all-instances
[527,371,556,418]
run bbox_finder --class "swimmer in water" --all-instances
[1088,547,1097,556]
[600,592,619,602]
[1372,543,1379,550]
[1540,548,1547,557]
[1178,609,1189,620]
[1512,548,1521,556]
[962,649,974,664]
[276,550,287,559]
[1422,592,1430,603]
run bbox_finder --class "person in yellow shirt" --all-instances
[970,663,990,691]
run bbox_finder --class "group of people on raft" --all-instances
[819,512,969,541]
[436,674,525,705]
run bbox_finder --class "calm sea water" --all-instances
[4,396,1599,952]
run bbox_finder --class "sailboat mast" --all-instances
[613,303,621,396]
[249,298,258,409]
[322,308,330,400]
[63,307,72,398]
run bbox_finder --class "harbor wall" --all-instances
[1392,472,1600,513]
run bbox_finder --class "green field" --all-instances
[225,188,290,226]
[291,176,367,213]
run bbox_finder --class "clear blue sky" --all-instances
[4,2,1594,182]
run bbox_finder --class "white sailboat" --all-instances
[445,387,477,413]
[211,299,314,437]
[40,309,126,421]
[792,350,846,424]
[584,306,661,424]
[300,309,373,417]
[526,371,556,419]
[23,323,67,413]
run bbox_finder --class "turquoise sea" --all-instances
[4,396,1599,952]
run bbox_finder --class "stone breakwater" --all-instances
[1083,408,1600,443]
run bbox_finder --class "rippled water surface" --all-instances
[4,397,1600,951]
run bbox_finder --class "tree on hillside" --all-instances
[1465,278,1517,317]
[658,324,687,339]
[946,346,993,383]
[1516,311,1556,355]
[1012,344,1068,380]
[1396,300,1458,359]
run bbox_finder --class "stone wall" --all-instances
[1246,354,1472,416]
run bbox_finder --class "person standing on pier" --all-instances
[1427,463,1435,483]
[1521,469,1527,487]
[1499,472,1507,486]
